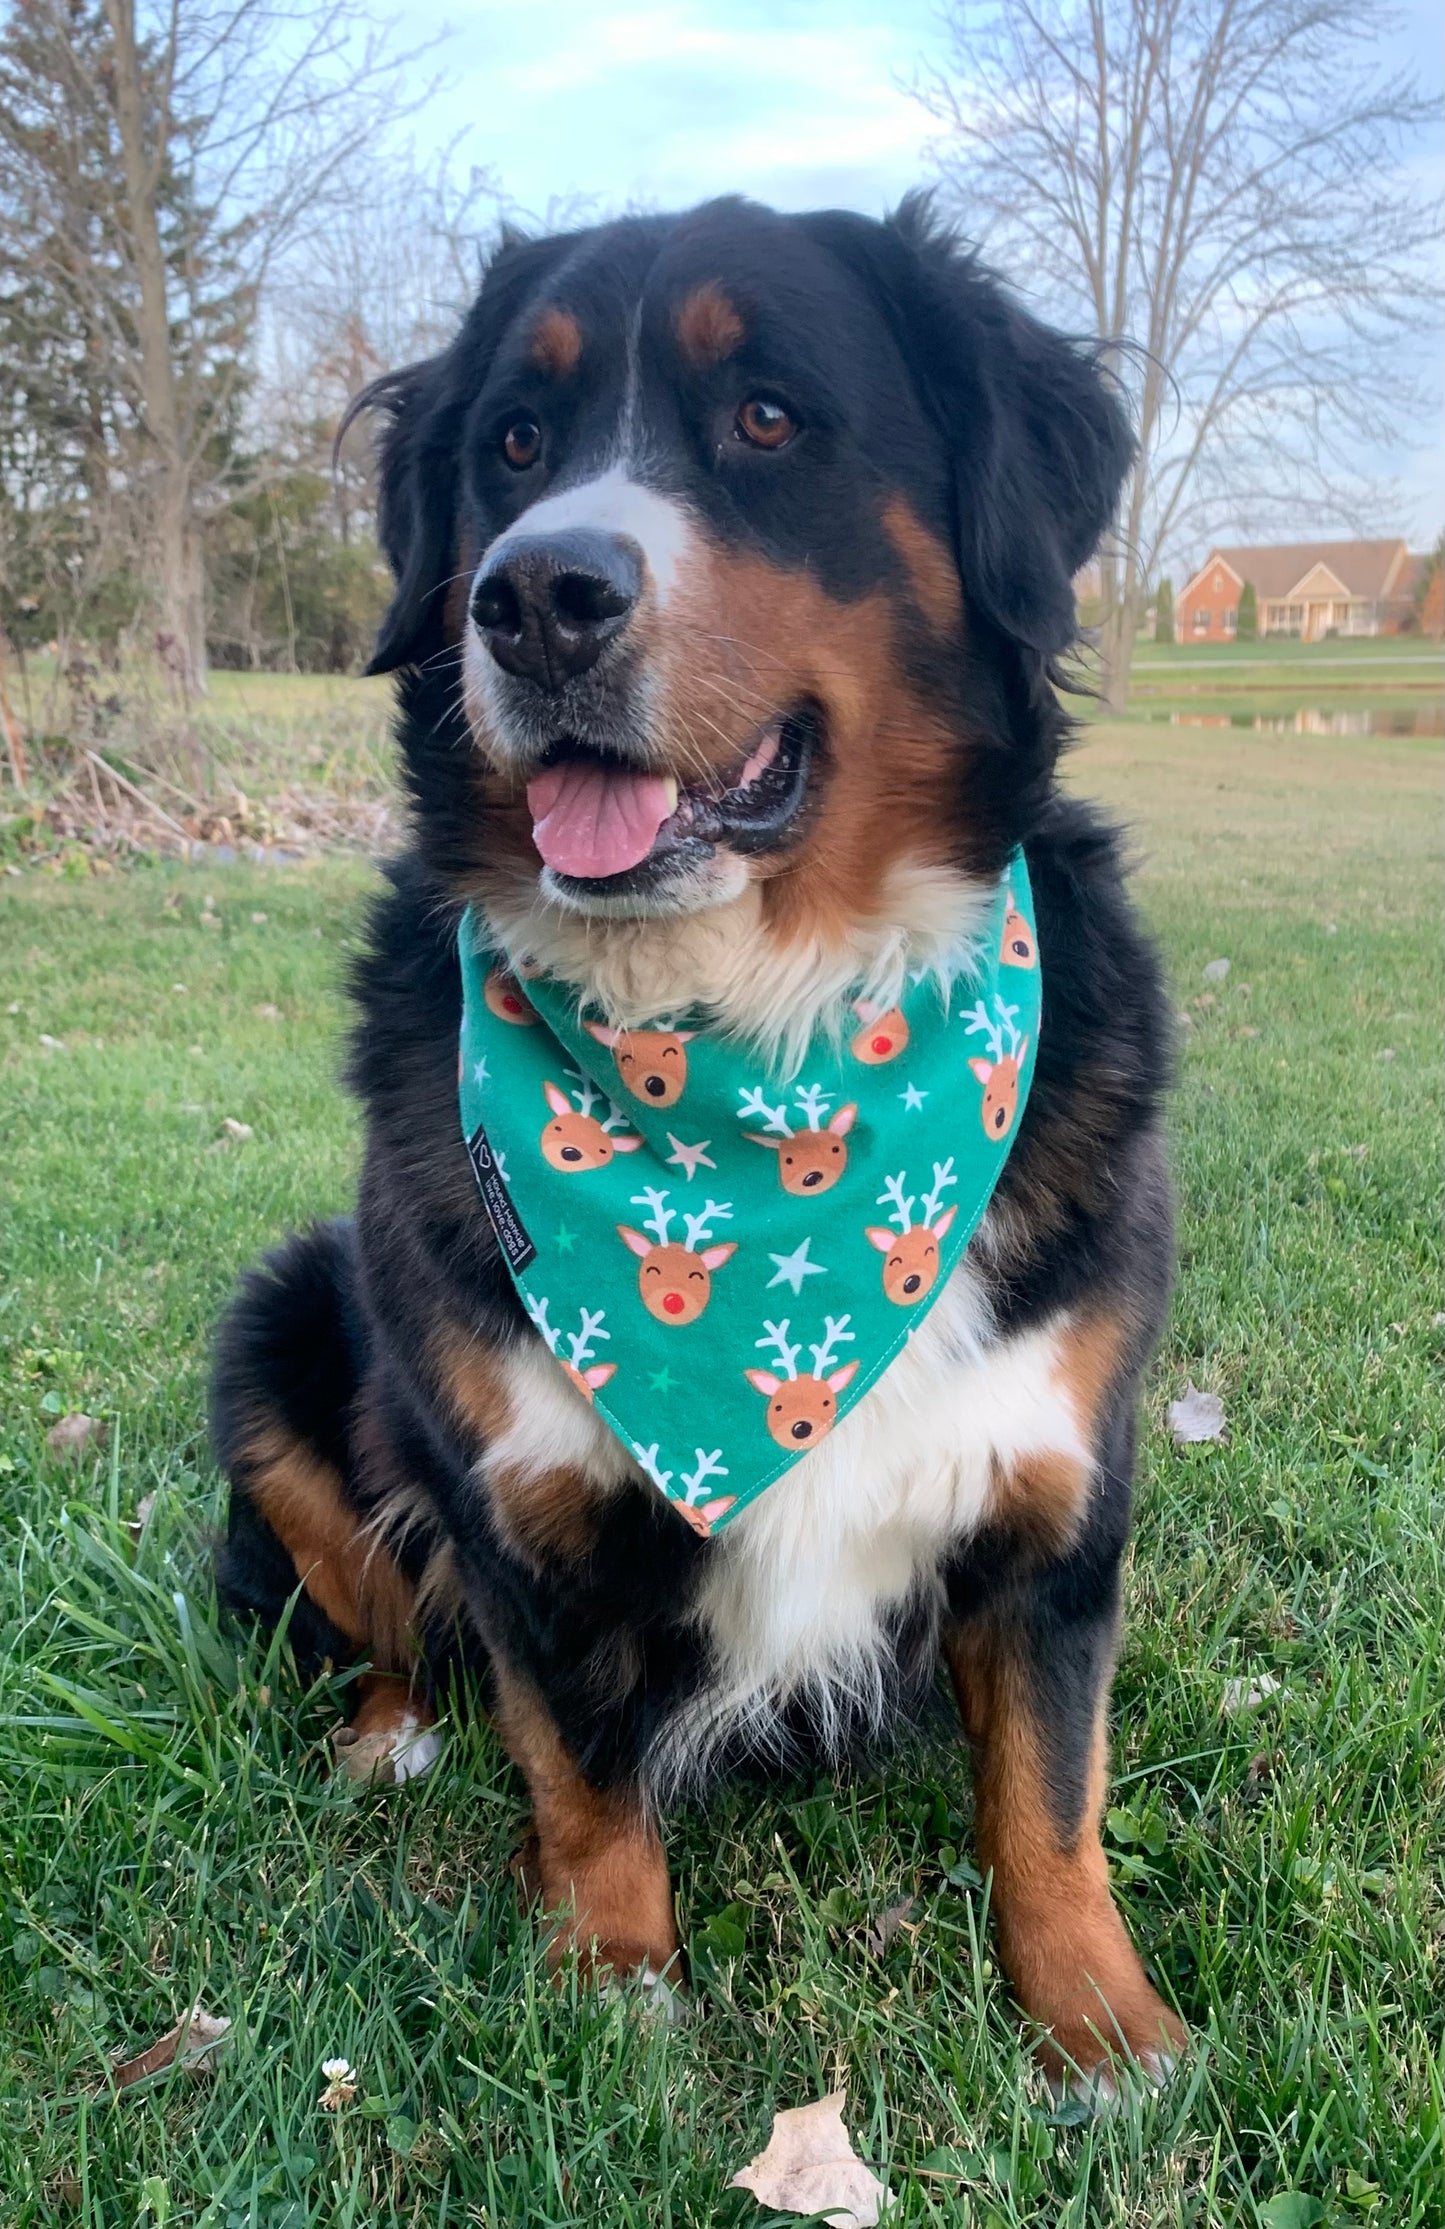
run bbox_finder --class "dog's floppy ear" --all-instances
[340,230,579,676]
[342,353,460,676]
[809,196,1134,656]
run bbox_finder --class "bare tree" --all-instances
[0,0,435,690]
[255,152,508,548]
[914,0,1440,703]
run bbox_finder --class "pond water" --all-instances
[1149,705,1444,737]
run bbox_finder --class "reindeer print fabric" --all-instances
[456,860,1041,1535]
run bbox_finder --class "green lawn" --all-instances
[1,721,1441,2227]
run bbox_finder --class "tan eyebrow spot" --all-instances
[528,306,583,378]
[676,283,745,368]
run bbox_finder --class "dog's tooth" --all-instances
[661,776,679,814]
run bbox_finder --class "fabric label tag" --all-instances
[466,1120,537,1271]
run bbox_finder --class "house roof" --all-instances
[1184,540,1411,603]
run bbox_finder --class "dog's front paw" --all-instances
[331,1681,442,1787]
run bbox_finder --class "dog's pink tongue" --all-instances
[528,759,674,878]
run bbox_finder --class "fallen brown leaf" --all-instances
[865,1896,918,1958]
[46,1413,103,1459]
[253,1003,281,1022]
[111,2001,231,2089]
[731,2094,891,2227]
[128,1491,157,1544]
[1168,1386,1226,1445]
[220,1117,253,1141]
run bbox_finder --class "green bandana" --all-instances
[457,860,1040,1535]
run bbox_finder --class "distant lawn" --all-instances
[1126,636,1442,669]
[0,724,1441,2225]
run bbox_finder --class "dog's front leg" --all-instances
[943,1588,1184,2095]
[490,1658,681,1994]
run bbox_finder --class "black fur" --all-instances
[213,195,1170,1825]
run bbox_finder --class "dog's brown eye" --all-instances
[502,416,542,469]
[736,396,796,450]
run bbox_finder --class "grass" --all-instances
[1,712,1442,2227]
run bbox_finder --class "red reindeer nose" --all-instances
[502,993,522,1014]
[870,1034,891,1056]
[662,1292,686,1315]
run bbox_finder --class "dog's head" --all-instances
[358,196,1130,931]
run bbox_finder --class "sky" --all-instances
[396,0,1443,547]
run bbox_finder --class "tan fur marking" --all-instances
[944,1622,1185,2082]
[350,1671,434,1739]
[492,1662,679,1982]
[435,1331,601,1562]
[655,542,974,950]
[991,1316,1128,1553]
[990,1447,1092,1555]
[241,1428,415,1669]
[437,1333,513,1445]
[490,1459,604,1564]
[882,495,964,634]
[1055,1312,1126,1432]
[675,283,745,367]
[529,306,583,378]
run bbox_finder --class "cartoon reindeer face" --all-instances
[586,1021,695,1107]
[540,1073,643,1172]
[851,999,910,1065]
[527,1297,616,1403]
[737,1081,857,1196]
[484,967,539,1024]
[999,890,1037,970]
[962,996,1029,1140]
[865,1162,959,1304]
[746,1316,859,1448]
[616,1189,736,1324]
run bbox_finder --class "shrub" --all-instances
[1153,578,1174,642]
[1236,580,1258,641]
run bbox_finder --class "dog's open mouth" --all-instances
[525,707,817,889]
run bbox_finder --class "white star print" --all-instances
[665,1132,715,1180]
[472,1056,489,1086]
[899,1083,927,1110]
[766,1237,827,1294]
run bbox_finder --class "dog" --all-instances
[211,193,1184,2093]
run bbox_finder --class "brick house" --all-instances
[1174,540,1422,642]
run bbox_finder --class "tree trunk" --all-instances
[104,0,209,692]
[1097,533,1137,712]
[1100,595,1139,711]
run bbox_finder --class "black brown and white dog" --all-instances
[212,194,1185,2093]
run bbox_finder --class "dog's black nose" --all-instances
[472,531,641,690]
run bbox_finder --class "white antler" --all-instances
[992,996,1022,1058]
[525,1294,560,1354]
[737,1083,791,1136]
[681,1198,733,1251]
[877,1170,916,1233]
[755,1319,802,1380]
[632,1441,673,1493]
[961,995,1021,1064]
[597,1095,635,1135]
[680,1448,729,1503]
[566,1306,610,1368]
[809,1313,856,1378]
[564,1066,605,1118]
[629,1186,676,1246]
[920,1157,958,1226]
[792,1082,831,1132]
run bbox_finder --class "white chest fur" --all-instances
[646,1262,1095,1792]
